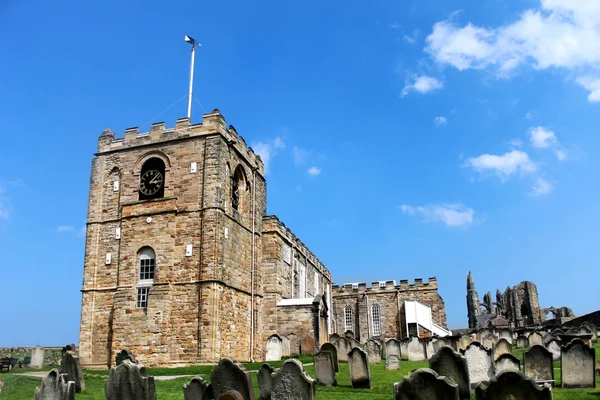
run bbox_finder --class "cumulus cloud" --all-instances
[529,127,567,160]
[307,167,321,176]
[531,177,553,196]
[401,75,443,97]
[465,150,537,180]
[57,225,75,233]
[400,203,476,227]
[434,116,448,126]
[292,146,310,166]
[424,1,600,101]
[251,137,285,173]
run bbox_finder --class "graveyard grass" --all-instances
[1,346,600,399]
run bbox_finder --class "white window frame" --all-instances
[136,286,150,308]
[344,306,354,333]
[352,283,359,290]
[299,261,306,298]
[137,248,156,308]
[372,303,382,336]
[379,281,386,288]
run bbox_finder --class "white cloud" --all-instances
[531,177,553,196]
[57,225,75,233]
[529,126,567,160]
[401,75,443,97]
[434,116,448,126]
[400,203,476,227]
[424,1,600,101]
[292,146,310,166]
[465,150,537,179]
[251,137,285,173]
[307,167,321,176]
[509,138,523,148]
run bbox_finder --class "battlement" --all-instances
[332,277,438,293]
[97,109,265,176]
[262,215,331,280]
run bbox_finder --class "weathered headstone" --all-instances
[319,343,339,372]
[429,346,470,400]
[523,345,554,384]
[31,345,45,369]
[348,347,371,389]
[498,329,512,342]
[461,342,493,387]
[60,351,85,392]
[529,332,543,347]
[425,339,435,360]
[271,359,315,400]
[494,353,520,374]
[400,338,410,360]
[34,369,75,400]
[561,338,596,388]
[385,354,401,371]
[478,330,496,350]
[334,337,351,363]
[105,360,156,400]
[493,338,512,361]
[329,333,340,343]
[265,334,283,362]
[385,338,401,359]
[344,330,354,339]
[210,357,254,400]
[407,337,426,362]
[348,337,362,350]
[219,391,244,400]
[280,336,291,357]
[183,377,213,400]
[545,338,561,361]
[475,370,552,400]
[457,335,472,351]
[516,335,529,349]
[365,339,382,364]
[256,364,274,400]
[313,351,337,386]
[393,368,459,400]
[115,349,136,366]
[435,338,454,353]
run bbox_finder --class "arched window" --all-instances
[136,247,156,308]
[344,306,354,333]
[139,158,166,200]
[371,304,381,337]
[231,165,246,211]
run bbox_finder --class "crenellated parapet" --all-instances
[332,277,438,294]
[96,109,265,177]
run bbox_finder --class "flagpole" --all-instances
[184,35,199,120]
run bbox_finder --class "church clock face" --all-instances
[139,169,164,196]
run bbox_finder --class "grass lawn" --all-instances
[1,346,599,399]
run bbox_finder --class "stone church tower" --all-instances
[79,110,332,368]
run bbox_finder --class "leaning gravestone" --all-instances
[116,349,136,366]
[529,332,543,347]
[429,346,470,400]
[545,338,561,361]
[523,345,554,384]
[271,359,315,400]
[407,337,426,361]
[183,377,213,400]
[105,360,156,400]
[498,329,512,342]
[493,338,512,361]
[334,337,351,363]
[60,351,85,392]
[320,343,339,372]
[34,369,75,400]
[475,370,552,400]
[516,335,529,349]
[257,364,274,400]
[329,333,340,343]
[385,338,401,359]
[494,353,520,374]
[461,342,493,388]
[561,338,595,388]
[31,345,45,369]
[457,335,472,351]
[313,351,337,386]
[393,368,459,400]
[348,337,362,350]
[265,334,283,362]
[386,354,401,371]
[365,339,382,364]
[349,347,371,389]
[210,357,254,400]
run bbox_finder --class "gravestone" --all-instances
[265,335,283,362]
[425,339,435,360]
[386,354,401,371]
[31,345,45,369]
[529,332,543,347]
[479,330,496,350]
[582,322,597,342]
[494,353,520,374]
[348,337,362,350]
[60,351,85,392]
[429,346,470,400]
[523,345,553,384]
[551,328,564,337]
[257,364,274,400]
[493,338,512,361]
[457,335,472,351]
[475,370,552,400]
[115,349,136,366]
[407,337,426,361]
[348,347,371,389]
[281,336,291,357]
[545,338,561,361]
[365,339,382,364]
[105,360,156,400]
[183,377,213,400]
[329,333,340,343]
[461,342,493,387]
[210,357,254,400]
[34,369,75,400]
[344,330,354,339]
[561,338,595,388]
[313,351,337,386]
[320,343,339,372]
[436,338,454,352]
[334,337,351,363]
[498,329,512,342]
[271,359,315,400]
[219,391,244,400]
[400,338,410,360]
[385,338,401,359]
[393,368,459,400]
[516,335,529,349]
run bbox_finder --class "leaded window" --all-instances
[372,303,381,336]
[136,287,150,308]
[344,306,354,333]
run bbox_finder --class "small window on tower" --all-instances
[231,165,246,211]
[136,247,156,309]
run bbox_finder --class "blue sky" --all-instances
[2,0,600,346]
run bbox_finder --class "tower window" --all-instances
[372,304,381,336]
[344,306,354,333]
[139,158,166,200]
[136,287,150,308]
[137,247,156,309]
[231,165,246,211]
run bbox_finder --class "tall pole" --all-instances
[187,42,196,119]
